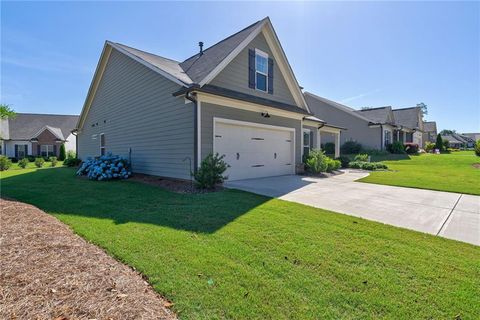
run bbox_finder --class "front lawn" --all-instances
[359,151,480,195]
[1,168,479,319]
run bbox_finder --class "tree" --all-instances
[440,129,456,135]
[0,104,16,120]
[475,140,480,157]
[416,102,428,116]
[435,133,444,151]
[442,139,450,151]
[58,144,66,161]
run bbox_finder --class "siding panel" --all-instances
[210,33,297,106]
[77,49,194,179]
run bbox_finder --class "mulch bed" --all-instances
[128,173,223,193]
[472,163,480,169]
[0,198,176,320]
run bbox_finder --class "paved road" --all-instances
[226,171,479,246]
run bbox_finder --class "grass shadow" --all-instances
[1,167,270,233]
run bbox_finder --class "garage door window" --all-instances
[303,129,312,156]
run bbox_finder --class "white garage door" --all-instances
[214,119,295,181]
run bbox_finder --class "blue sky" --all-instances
[2,1,479,132]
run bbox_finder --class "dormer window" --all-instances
[255,49,268,92]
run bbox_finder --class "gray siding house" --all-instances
[77,17,339,181]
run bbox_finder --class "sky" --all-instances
[1,1,479,132]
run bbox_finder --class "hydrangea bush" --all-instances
[76,154,131,181]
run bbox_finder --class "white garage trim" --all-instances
[213,117,296,179]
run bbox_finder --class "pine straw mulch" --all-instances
[0,198,176,320]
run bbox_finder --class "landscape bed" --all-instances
[358,151,480,195]
[1,167,479,319]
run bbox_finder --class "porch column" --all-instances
[335,132,340,158]
[402,131,406,143]
[397,130,400,142]
[317,130,321,149]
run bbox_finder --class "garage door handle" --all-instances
[236,153,240,160]
[274,152,277,159]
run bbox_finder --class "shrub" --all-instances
[34,157,45,168]
[362,149,389,156]
[323,142,335,155]
[77,154,131,181]
[475,140,480,157]
[435,133,444,151]
[387,141,405,154]
[335,155,351,168]
[425,142,435,153]
[49,156,58,167]
[63,157,82,167]
[354,154,369,162]
[18,158,29,169]
[442,139,450,151]
[349,161,388,171]
[0,156,12,171]
[341,141,362,154]
[304,149,328,174]
[193,153,229,189]
[404,143,419,154]
[26,155,35,162]
[325,157,341,172]
[58,144,66,161]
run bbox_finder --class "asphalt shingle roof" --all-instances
[179,19,264,84]
[423,121,437,133]
[354,107,394,125]
[7,113,79,140]
[393,107,422,130]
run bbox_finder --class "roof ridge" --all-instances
[356,106,389,111]
[181,18,264,63]
[393,106,419,111]
[113,42,180,64]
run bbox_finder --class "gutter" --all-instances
[71,129,79,156]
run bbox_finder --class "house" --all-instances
[76,17,344,181]
[392,107,424,147]
[0,113,79,158]
[304,92,387,151]
[441,135,465,149]
[449,133,476,148]
[422,121,437,146]
[461,132,480,143]
[353,107,398,150]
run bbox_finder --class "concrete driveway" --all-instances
[226,171,480,246]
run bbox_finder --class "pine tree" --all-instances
[435,133,443,151]
[59,144,66,161]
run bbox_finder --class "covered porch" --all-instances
[303,116,344,158]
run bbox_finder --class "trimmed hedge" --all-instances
[349,161,388,171]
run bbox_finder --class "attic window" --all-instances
[255,49,268,92]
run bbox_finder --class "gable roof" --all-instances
[180,19,264,84]
[423,121,437,133]
[304,92,373,123]
[354,107,395,125]
[393,107,423,130]
[6,113,79,140]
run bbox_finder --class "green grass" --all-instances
[1,168,479,319]
[359,151,480,195]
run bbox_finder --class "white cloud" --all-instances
[340,88,382,103]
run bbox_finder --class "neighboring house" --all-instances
[441,135,465,149]
[462,132,480,142]
[422,121,437,146]
[353,107,397,150]
[392,107,424,147]
[0,113,79,158]
[449,133,476,148]
[76,17,343,181]
[304,92,385,150]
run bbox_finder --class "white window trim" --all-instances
[40,144,54,157]
[100,133,105,155]
[255,48,269,92]
[303,128,311,157]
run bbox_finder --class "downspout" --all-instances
[71,129,78,157]
[380,124,384,151]
[185,91,198,172]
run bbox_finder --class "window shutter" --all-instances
[14,144,18,158]
[25,145,28,156]
[37,144,40,155]
[310,132,314,149]
[268,58,274,94]
[248,49,255,89]
[53,145,57,156]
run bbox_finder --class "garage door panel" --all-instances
[214,120,294,181]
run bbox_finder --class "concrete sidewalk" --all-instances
[226,171,479,246]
